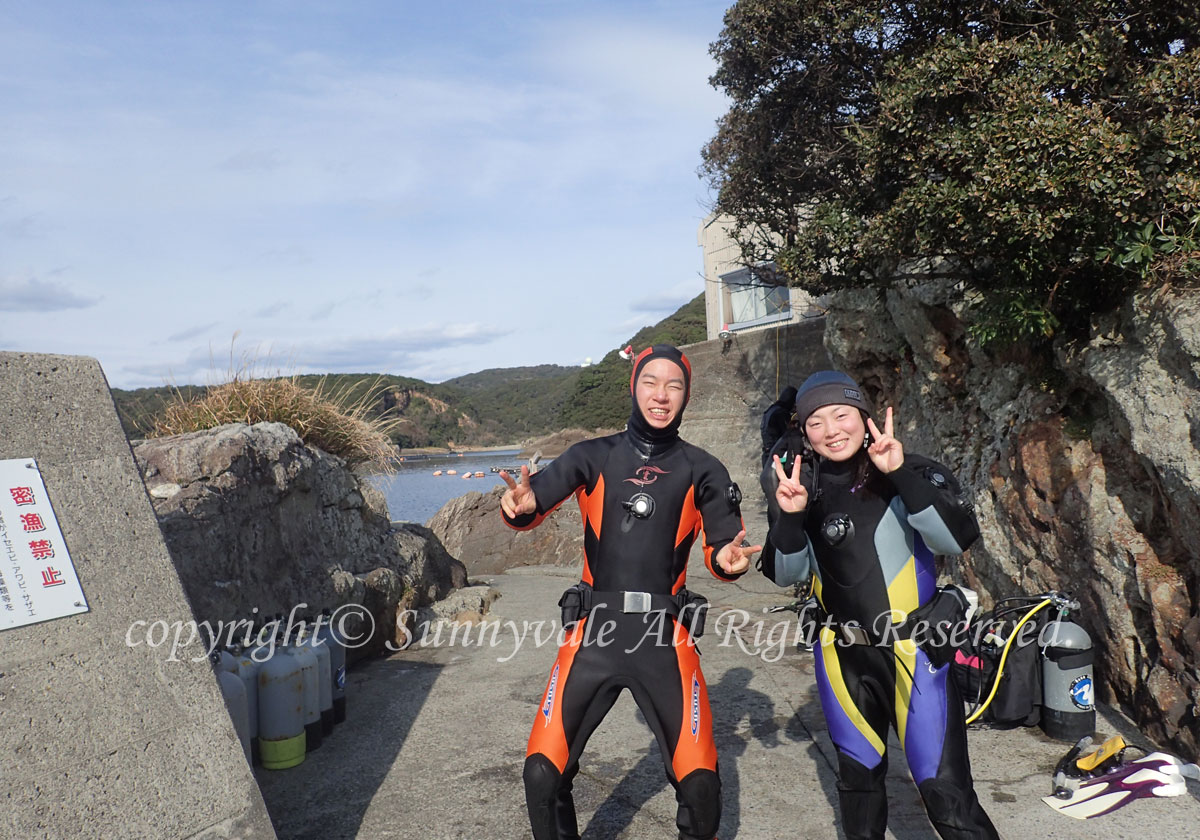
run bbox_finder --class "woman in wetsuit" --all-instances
[762,370,999,840]
[500,344,760,840]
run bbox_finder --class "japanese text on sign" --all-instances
[0,459,89,630]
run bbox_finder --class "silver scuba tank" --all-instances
[285,638,322,752]
[319,607,348,724]
[256,636,306,769]
[1040,617,1096,742]
[301,618,334,736]
[235,638,263,765]
[212,651,251,766]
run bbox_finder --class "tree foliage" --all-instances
[702,1,1200,345]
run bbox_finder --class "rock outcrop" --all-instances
[427,487,585,576]
[133,422,467,661]
[821,282,1200,759]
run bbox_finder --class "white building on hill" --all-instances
[697,213,823,342]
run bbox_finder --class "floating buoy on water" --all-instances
[446,469,457,475]
[474,471,485,478]
[433,470,442,476]
[462,472,472,480]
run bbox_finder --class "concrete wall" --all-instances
[680,319,831,537]
[0,353,276,840]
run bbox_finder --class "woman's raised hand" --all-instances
[866,406,904,474]
[774,454,809,514]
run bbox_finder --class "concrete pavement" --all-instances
[256,562,1200,839]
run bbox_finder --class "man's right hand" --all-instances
[773,454,809,514]
[499,465,537,518]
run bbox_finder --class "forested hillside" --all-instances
[112,294,707,449]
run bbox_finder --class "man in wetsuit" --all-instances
[500,344,760,840]
[762,370,999,840]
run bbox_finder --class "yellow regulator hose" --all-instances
[965,598,1053,725]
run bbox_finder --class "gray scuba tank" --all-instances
[318,607,348,724]
[286,638,322,751]
[211,651,251,765]
[235,636,263,765]
[256,633,306,770]
[301,617,334,736]
[1040,617,1095,741]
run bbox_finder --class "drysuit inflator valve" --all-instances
[624,493,655,519]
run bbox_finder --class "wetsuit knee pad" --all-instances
[675,768,721,839]
[524,754,562,804]
[916,778,999,840]
[836,754,888,840]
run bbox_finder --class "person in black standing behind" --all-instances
[761,370,999,840]
[500,344,761,840]
[760,384,798,468]
[758,385,799,572]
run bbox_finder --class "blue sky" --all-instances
[0,0,732,389]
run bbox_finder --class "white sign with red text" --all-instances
[0,459,89,630]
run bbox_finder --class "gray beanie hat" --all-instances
[793,370,872,425]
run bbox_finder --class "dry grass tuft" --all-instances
[150,345,402,469]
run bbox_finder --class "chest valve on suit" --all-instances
[821,512,855,547]
[621,492,656,532]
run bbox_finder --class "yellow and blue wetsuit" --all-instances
[763,450,999,840]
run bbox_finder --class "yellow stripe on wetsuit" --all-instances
[818,626,886,760]
[886,553,921,744]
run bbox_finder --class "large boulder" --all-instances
[133,422,466,661]
[428,486,585,576]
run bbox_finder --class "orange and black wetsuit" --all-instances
[503,347,746,840]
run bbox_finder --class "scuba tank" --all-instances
[318,607,348,724]
[235,629,264,765]
[1040,611,1095,742]
[216,647,240,675]
[285,634,323,752]
[211,651,251,766]
[301,616,334,736]
[256,628,307,770]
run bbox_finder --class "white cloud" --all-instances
[111,323,511,389]
[2,1,734,393]
[167,322,221,342]
[0,277,99,312]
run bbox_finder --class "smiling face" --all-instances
[804,403,867,461]
[634,357,687,430]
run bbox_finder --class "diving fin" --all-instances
[1042,767,1188,819]
[1043,755,1200,819]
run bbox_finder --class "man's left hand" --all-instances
[716,529,761,575]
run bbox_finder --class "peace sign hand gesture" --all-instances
[866,406,904,474]
[773,454,809,514]
[499,465,537,518]
[715,529,762,575]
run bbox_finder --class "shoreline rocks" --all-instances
[133,421,467,663]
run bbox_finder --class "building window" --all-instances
[720,266,790,328]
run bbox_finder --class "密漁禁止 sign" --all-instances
[0,458,89,630]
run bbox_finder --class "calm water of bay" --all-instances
[364,449,526,525]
